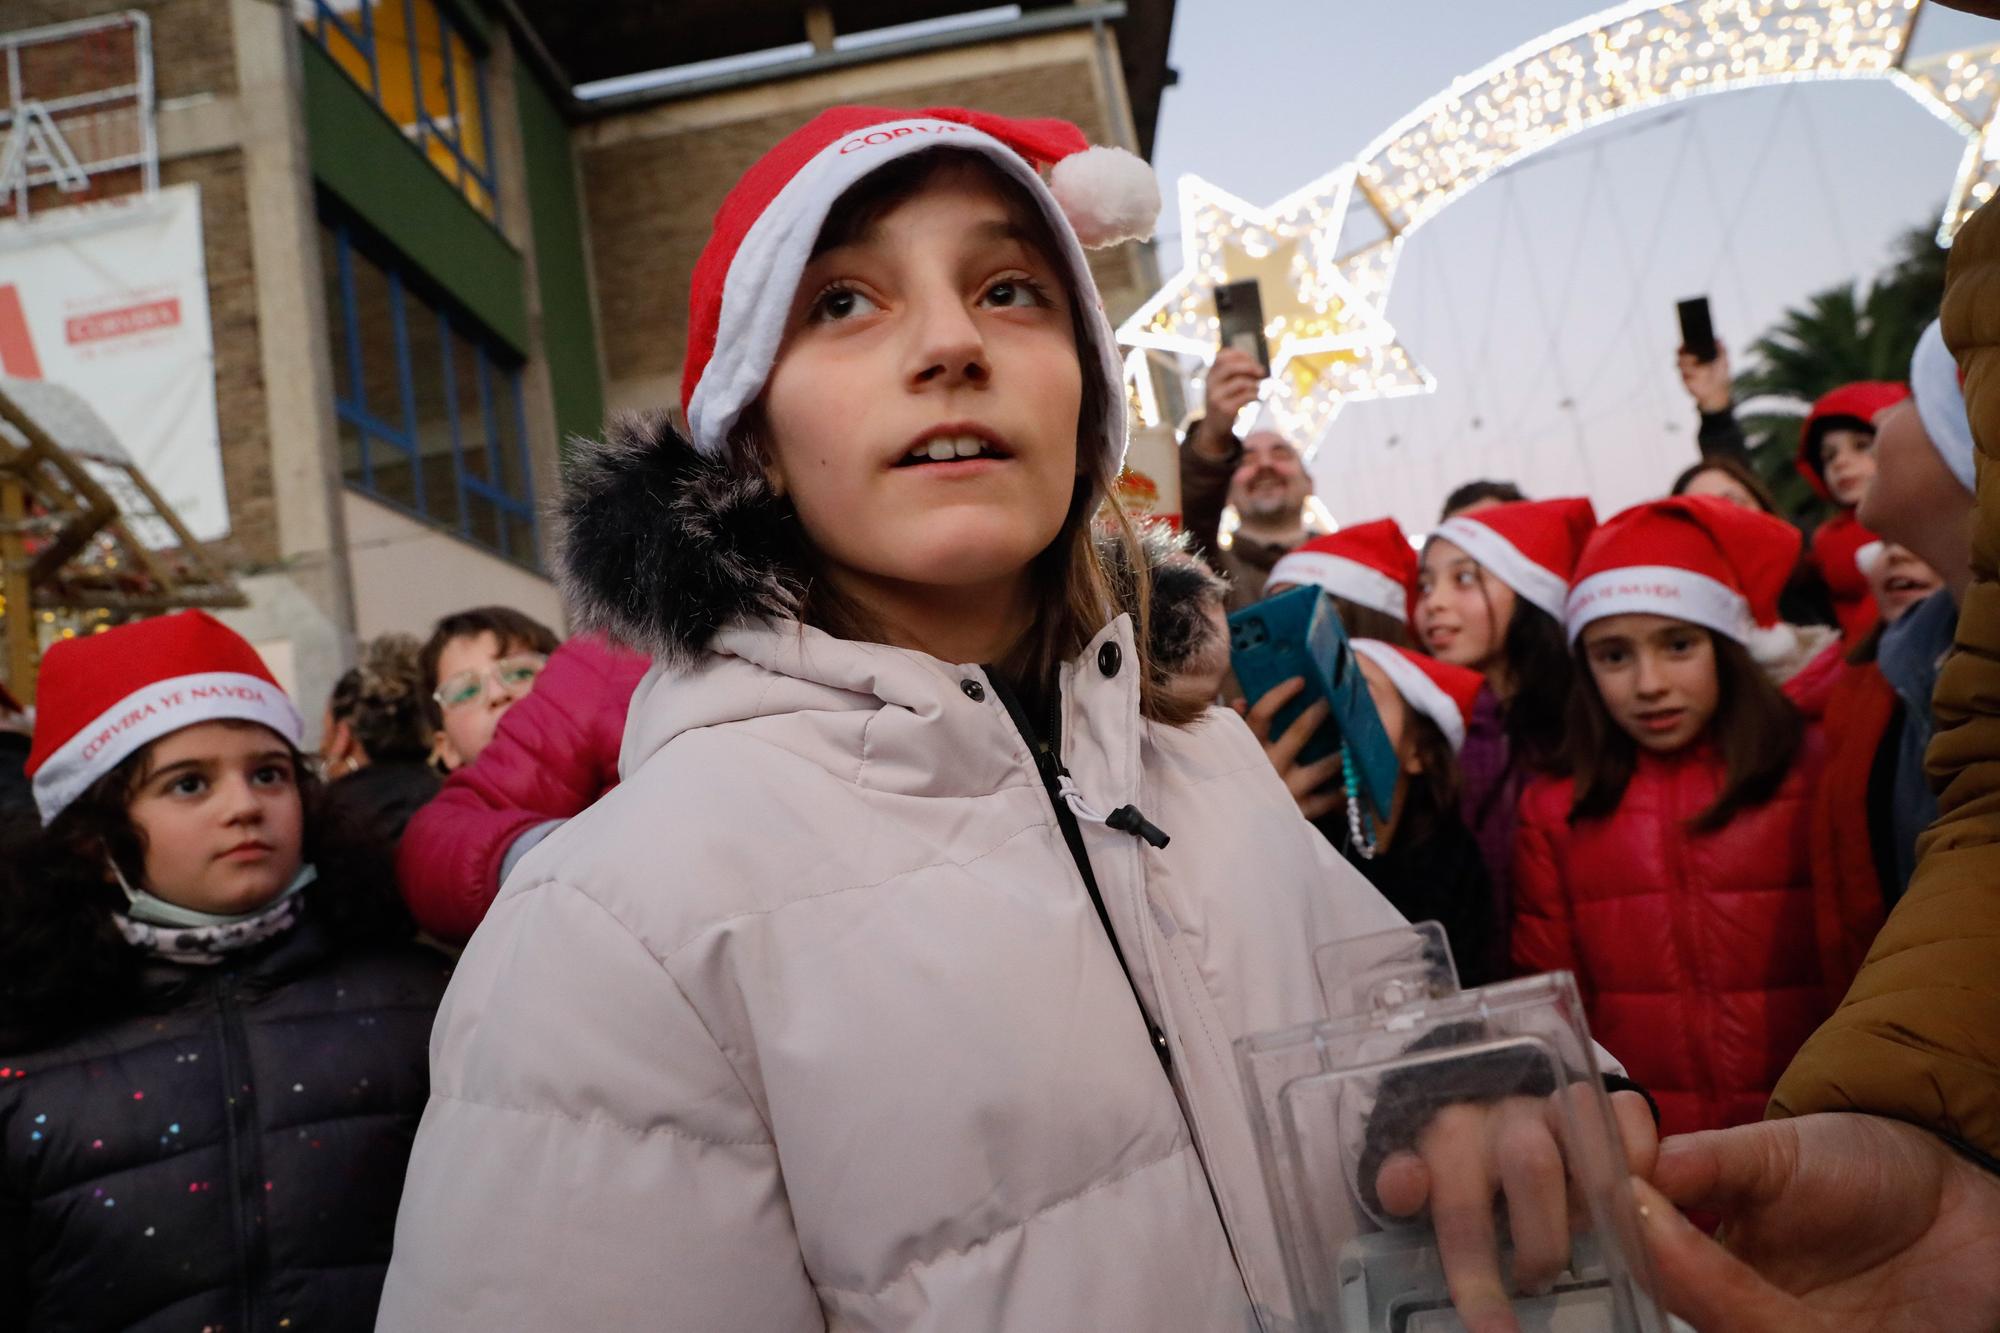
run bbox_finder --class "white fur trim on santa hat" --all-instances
[1048,146,1160,248]
[1911,319,1976,496]
[1265,551,1406,618]
[32,670,303,824]
[685,118,1126,472]
[1434,516,1569,621]
[1352,639,1465,753]
[1564,565,1755,647]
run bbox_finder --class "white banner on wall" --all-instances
[0,183,226,542]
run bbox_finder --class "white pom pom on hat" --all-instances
[1049,144,1162,248]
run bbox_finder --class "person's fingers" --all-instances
[1286,753,1341,799]
[1632,1177,1817,1333]
[1270,697,1329,770]
[1297,788,1344,821]
[1228,697,1247,718]
[1494,1102,1570,1295]
[1609,1090,1660,1182]
[1649,1122,1793,1217]
[1375,1150,1431,1217]
[1213,346,1262,378]
[1420,1105,1519,1333]
[1244,677,1304,743]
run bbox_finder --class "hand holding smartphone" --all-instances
[1676,297,1717,364]
[1228,586,1399,822]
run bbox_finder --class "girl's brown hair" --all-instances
[731,149,1198,725]
[1333,597,1413,650]
[1565,628,1802,832]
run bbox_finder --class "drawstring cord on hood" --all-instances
[1057,774,1171,849]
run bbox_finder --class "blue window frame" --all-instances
[321,216,540,568]
[297,0,499,220]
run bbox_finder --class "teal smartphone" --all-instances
[1228,585,1400,819]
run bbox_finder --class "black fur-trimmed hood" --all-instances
[556,412,1226,673]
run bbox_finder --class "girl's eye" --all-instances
[979,276,1049,310]
[251,764,294,788]
[1667,635,1698,655]
[1453,570,1479,588]
[168,774,207,798]
[807,285,879,324]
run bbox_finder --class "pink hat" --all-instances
[679,105,1160,473]
[1351,639,1484,753]
[26,610,301,824]
[1564,495,1802,653]
[1265,518,1418,619]
[1432,497,1598,620]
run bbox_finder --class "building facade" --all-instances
[0,0,1171,724]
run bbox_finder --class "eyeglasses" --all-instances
[433,653,547,711]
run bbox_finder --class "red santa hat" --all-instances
[1796,380,1910,502]
[1351,639,1484,754]
[679,105,1159,473]
[1564,495,1803,661]
[1431,496,1598,621]
[25,610,301,825]
[1265,518,1418,620]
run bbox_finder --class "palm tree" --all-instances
[1732,221,1948,518]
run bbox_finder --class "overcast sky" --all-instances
[1148,1,1997,531]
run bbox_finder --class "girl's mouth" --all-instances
[895,428,1012,467]
[1637,708,1685,734]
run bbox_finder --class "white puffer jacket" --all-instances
[377,418,1412,1331]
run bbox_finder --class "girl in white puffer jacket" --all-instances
[378,106,1654,1333]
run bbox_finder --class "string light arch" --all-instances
[1120,0,2000,452]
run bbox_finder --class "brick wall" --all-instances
[579,53,1148,412]
[165,151,277,567]
[7,0,276,566]
[6,0,236,101]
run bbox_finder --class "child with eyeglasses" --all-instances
[416,606,558,772]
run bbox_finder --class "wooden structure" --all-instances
[0,377,242,703]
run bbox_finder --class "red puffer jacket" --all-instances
[1511,736,1829,1139]
[396,633,650,943]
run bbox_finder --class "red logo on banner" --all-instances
[65,298,181,345]
[0,285,43,378]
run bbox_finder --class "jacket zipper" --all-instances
[215,978,269,1329]
[1662,761,1718,1119]
[986,672,1171,1070]
[990,671,1265,1323]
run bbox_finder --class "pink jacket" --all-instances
[394,633,650,943]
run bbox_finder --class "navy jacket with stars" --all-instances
[0,913,449,1332]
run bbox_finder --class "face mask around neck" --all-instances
[111,859,319,931]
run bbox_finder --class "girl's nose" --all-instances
[908,294,989,390]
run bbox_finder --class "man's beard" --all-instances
[1237,475,1303,523]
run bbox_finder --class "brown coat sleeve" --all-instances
[1178,417,1239,568]
[1769,195,2000,1160]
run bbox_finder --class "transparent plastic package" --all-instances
[1235,923,1673,1332]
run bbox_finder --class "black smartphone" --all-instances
[1214,279,1270,370]
[1677,296,1717,363]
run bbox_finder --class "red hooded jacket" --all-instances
[1512,735,1829,1139]
[396,633,650,943]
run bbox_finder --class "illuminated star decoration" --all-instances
[1899,40,2000,240]
[1116,167,1432,457]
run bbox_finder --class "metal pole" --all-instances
[1,477,37,703]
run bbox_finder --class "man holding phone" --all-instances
[1182,345,1324,610]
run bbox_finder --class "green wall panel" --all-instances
[303,38,527,352]
[515,66,605,447]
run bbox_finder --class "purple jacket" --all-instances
[1456,684,1521,981]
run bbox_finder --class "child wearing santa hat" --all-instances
[378,106,1652,1332]
[1796,380,1911,641]
[1263,517,1418,647]
[0,610,447,1331]
[1317,641,1499,985]
[1512,495,1829,1140]
[1414,495,1597,978]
